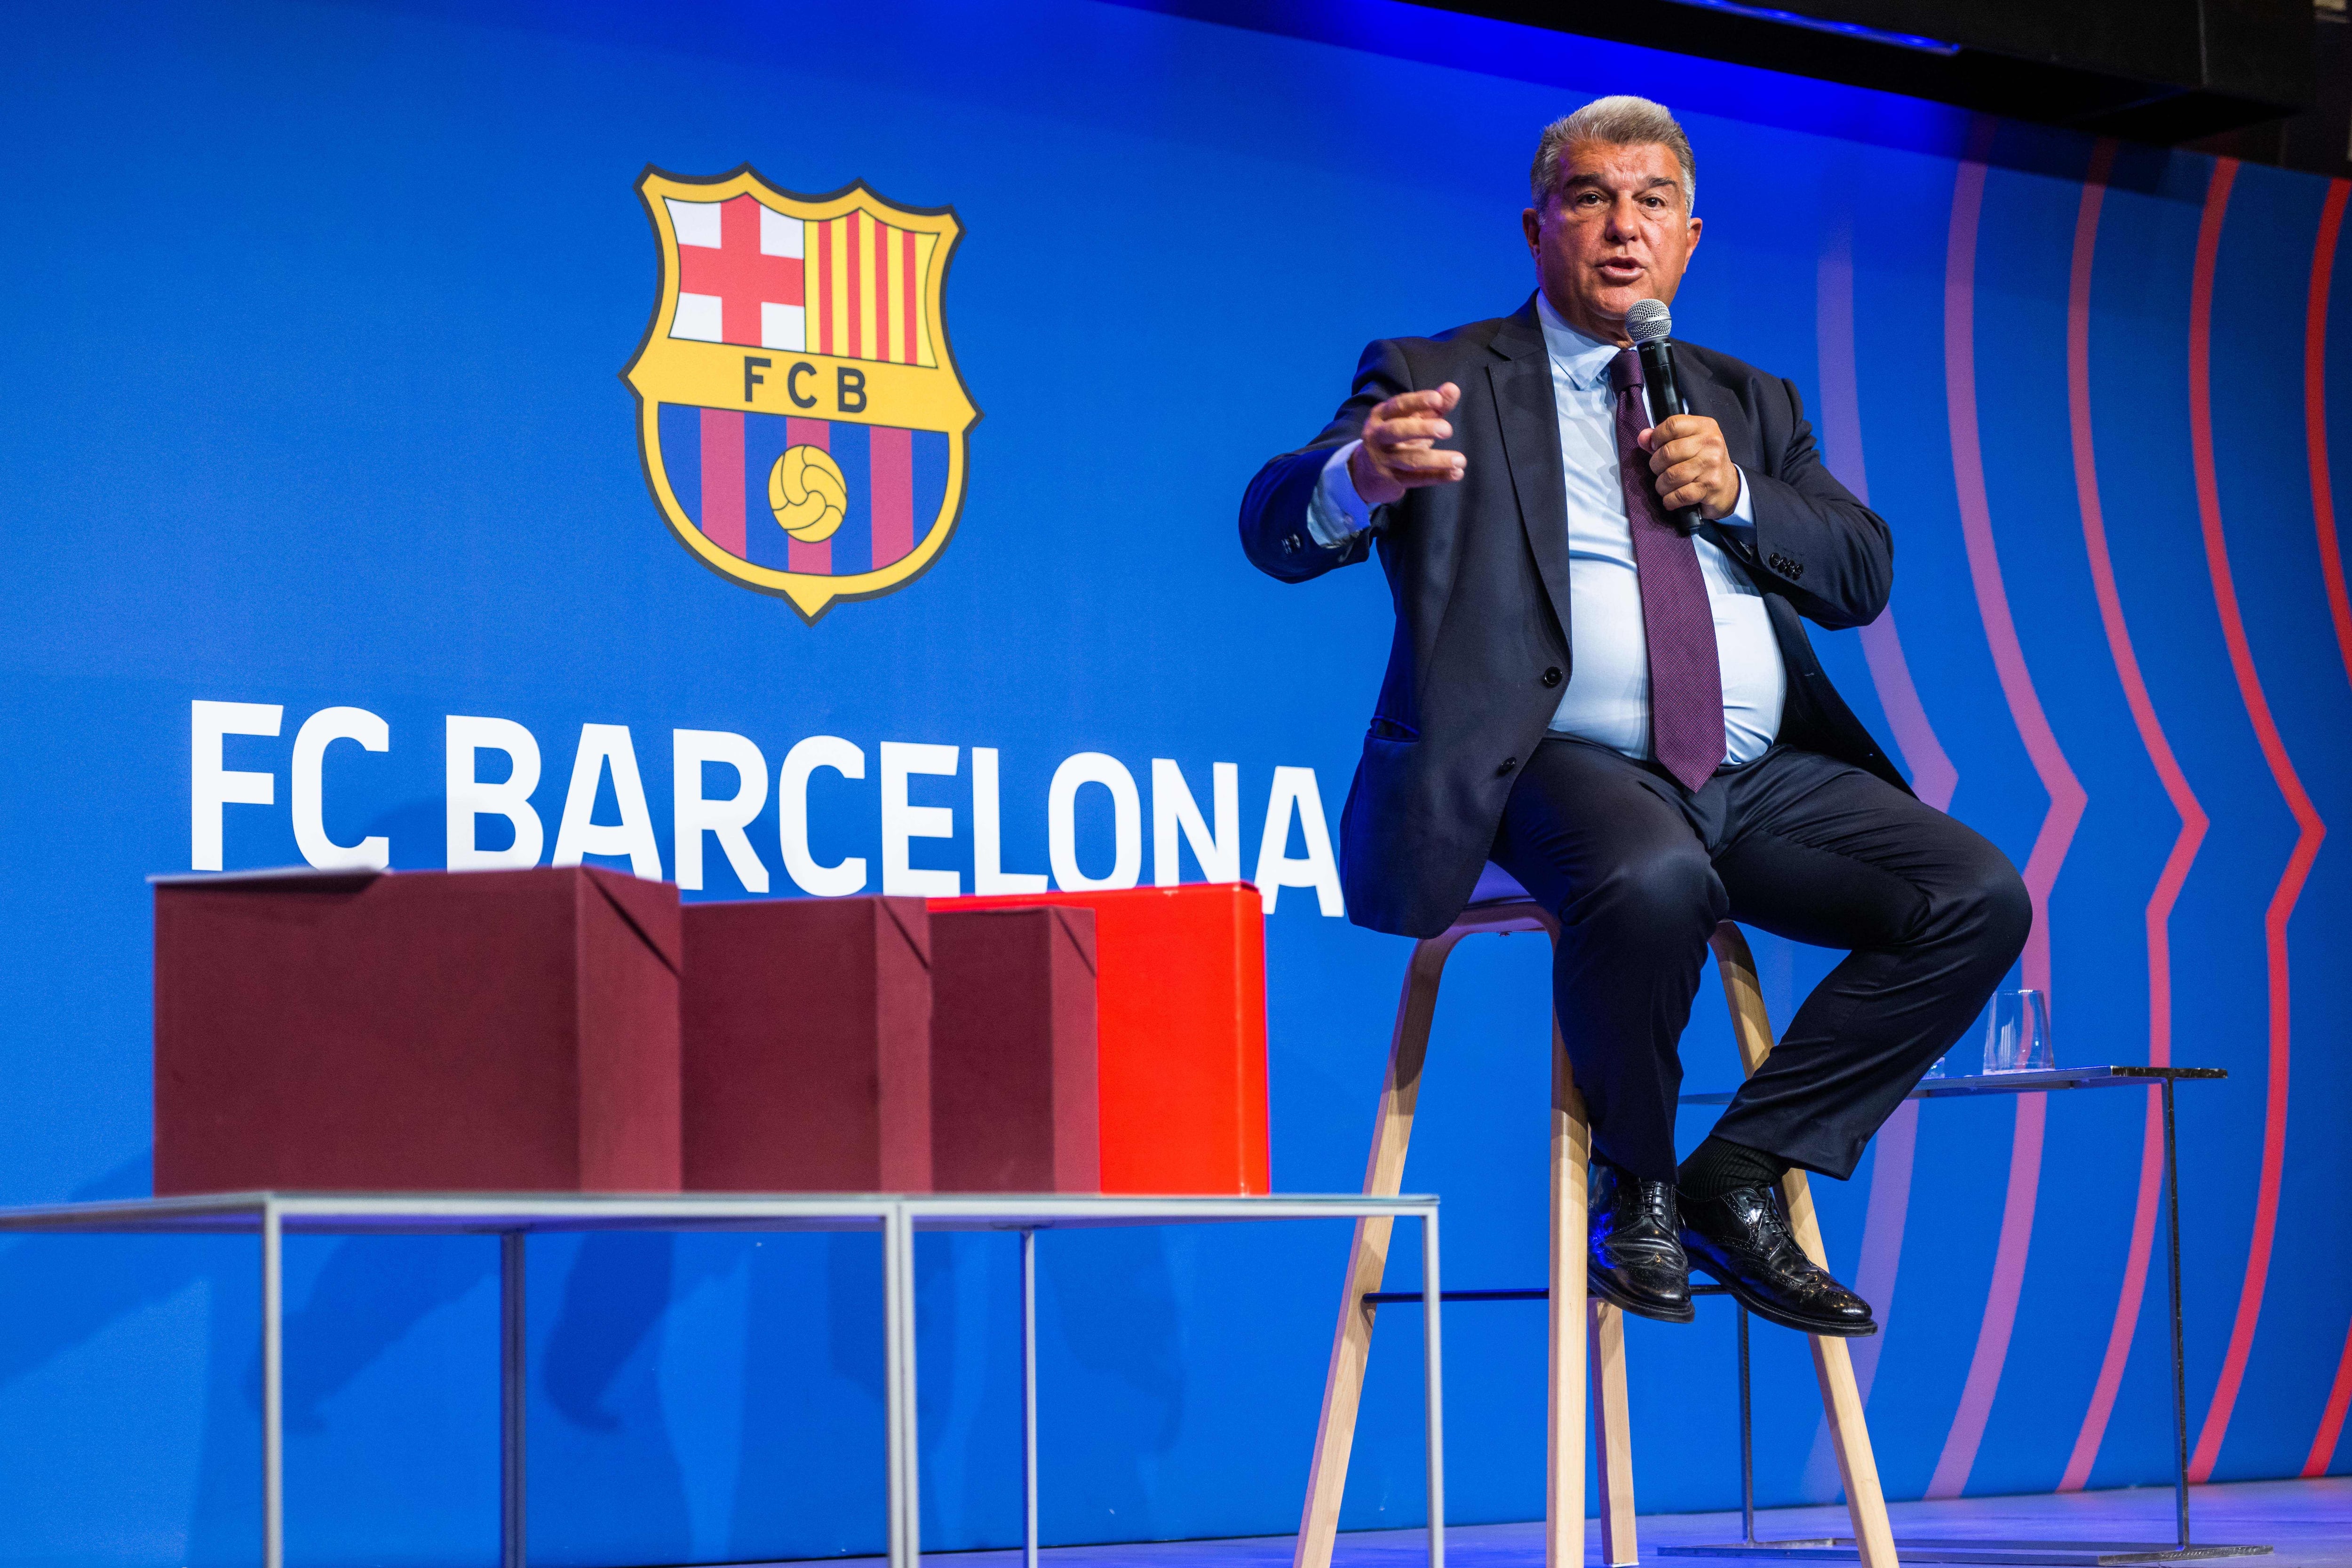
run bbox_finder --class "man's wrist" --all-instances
[1345,442,1401,509]
[1729,464,1751,520]
[1308,440,1376,547]
[1709,464,1753,526]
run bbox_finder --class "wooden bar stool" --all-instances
[1294,869,1898,1568]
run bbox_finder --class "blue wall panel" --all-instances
[0,0,2347,1562]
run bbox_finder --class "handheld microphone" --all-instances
[1623,298,1702,537]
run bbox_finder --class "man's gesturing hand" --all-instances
[1347,383,1466,507]
[1639,413,1740,521]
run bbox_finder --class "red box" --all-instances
[153,867,682,1195]
[682,896,932,1191]
[929,905,1100,1192]
[929,884,1270,1195]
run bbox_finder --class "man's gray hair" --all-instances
[1530,95,1696,213]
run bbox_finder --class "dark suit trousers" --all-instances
[1489,736,2031,1183]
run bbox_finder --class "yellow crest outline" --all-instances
[620,164,981,623]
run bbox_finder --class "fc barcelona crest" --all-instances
[622,165,979,621]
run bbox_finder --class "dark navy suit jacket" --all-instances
[1239,295,1909,939]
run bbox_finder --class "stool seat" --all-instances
[1292,903,1897,1568]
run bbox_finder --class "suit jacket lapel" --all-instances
[1487,297,1573,643]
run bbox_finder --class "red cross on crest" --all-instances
[674,194,808,349]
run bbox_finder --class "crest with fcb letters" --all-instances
[623,165,979,621]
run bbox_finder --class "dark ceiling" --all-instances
[1409,0,2327,155]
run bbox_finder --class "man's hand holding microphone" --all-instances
[1640,415,1741,523]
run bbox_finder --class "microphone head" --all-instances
[1624,298,1672,344]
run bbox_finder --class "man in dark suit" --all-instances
[1240,96,2028,1336]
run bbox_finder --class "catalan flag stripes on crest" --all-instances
[664,195,936,364]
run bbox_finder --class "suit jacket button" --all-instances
[1498,757,1518,776]
[1283,534,1302,554]
[1542,667,1563,688]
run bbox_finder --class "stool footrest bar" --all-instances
[1364,1284,1735,1305]
[1656,1543,2270,1565]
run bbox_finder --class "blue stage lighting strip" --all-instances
[1660,0,1962,55]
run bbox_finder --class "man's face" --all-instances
[1521,140,1701,345]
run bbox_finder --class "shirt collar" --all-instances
[1535,292,1624,392]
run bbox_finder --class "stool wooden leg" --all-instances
[1588,1299,1637,1565]
[1295,930,1469,1568]
[1709,925,1898,1568]
[1548,1022,1590,1568]
[1788,1201,1896,1568]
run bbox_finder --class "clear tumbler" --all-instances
[1982,987,2053,1074]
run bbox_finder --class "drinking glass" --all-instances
[1982,988,2053,1073]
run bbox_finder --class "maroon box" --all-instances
[153,867,683,1195]
[929,905,1101,1193]
[682,896,933,1191]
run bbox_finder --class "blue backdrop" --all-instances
[0,1,2348,1563]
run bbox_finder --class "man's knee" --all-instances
[1956,855,2032,966]
[1565,847,1725,947]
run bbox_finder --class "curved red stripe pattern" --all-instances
[2312,180,2352,690]
[1804,221,1945,1497]
[1858,621,1955,812]
[2303,177,2352,1480]
[1926,132,2090,1501]
[2056,139,2211,1493]
[2184,158,2328,1483]
[1820,216,1960,818]
[2312,1323,2352,1476]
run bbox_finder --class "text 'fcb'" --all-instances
[742,356,867,414]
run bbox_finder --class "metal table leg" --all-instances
[885,1206,906,1568]
[1422,1209,1446,1568]
[261,1200,284,1568]
[502,1231,527,1568]
[885,1204,921,1568]
[1738,1307,1755,1547]
[2164,1081,2191,1550]
[1022,1228,1040,1568]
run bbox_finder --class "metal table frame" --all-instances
[0,1191,1443,1568]
[1660,1064,2263,1565]
[1360,1066,2254,1563]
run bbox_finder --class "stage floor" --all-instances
[843,1478,2352,1568]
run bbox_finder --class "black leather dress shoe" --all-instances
[1589,1164,1694,1324]
[1680,1185,1877,1338]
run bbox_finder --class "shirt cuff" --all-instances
[1715,465,1757,546]
[1307,440,1375,548]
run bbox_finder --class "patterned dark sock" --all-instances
[1677,1135,1789,1203]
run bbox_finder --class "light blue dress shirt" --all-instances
[1307,294,1787,768]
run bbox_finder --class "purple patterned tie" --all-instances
[1609,349,1725,792]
